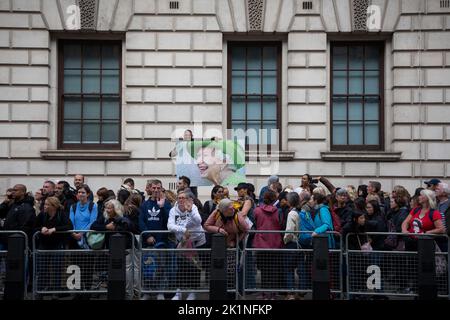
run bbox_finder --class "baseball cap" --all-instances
[424,178,441,186]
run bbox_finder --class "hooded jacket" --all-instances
[167,204,206,247]
[253,204,282,249]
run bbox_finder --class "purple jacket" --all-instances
[253,204,283,249]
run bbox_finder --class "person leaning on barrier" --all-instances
[401,189,446,251]
[342,210,369,251]
[204,198,248,248]
[365,200,387,251]
[35,196,73,250]
[167,189,206,301]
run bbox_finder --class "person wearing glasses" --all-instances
[167,189,206,300]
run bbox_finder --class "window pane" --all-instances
[83,98,100,119]
[83,69,100,93]
[247,97,261,120]
[246,123,260,144]
[262,98,277,121]
[102,98,120,120]
[349,46,363,69]
[64,44,81,69]
[231,96,245,120]
[64,97,81,119]
[262,122,277,144]
[364,97,379,121]
[348,97,363,120]
[333,71,347,94]
[332,97,346,121]
[247,47,261,70]
[247,70,261,94]
[82,122,100,143]
[333,123,347,145]
[102,45,120,69]
[232,71,245,94]
[333,46,347,70]
[231,121,246,137]
[349,71,363,94]
[102,123,119,143]
[365,123,379,145]
[102,69,119,94]
[263,47,277,70]
[64,70,81,93]
[365,45,379,69]
[232,47,246,69]
[365,71,379,94]
[83,44,101,69]
[263,71,276,94]
[63,122,81,143]
[348,122,363,145]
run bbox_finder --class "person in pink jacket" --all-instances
[253,190,283,299]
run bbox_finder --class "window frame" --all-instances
[330,41,384,151]
[227,41,282,150]
[57,39,122,150]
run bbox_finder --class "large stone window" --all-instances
[331,42,384,151]
[58,40,121,149]
[228,42,281,148]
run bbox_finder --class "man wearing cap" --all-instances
[186,139,246,186]
[258,175,279,205]
[424,178,441,192]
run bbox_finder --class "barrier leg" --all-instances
[108,234,126,300]
[418,237,436,300]
[210,234,227,300]
[4,234,26,300]
[312,234,330,300]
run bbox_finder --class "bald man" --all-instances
[0,184,36,247]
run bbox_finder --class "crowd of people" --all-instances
[1,174,450,300]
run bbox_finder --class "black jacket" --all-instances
[342,221,369,250]
[365,213,387,250]
[35,209,73,249]
[0,195,36,235]
[91,215,133,249]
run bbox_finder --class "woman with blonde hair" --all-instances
[401,189,445,251]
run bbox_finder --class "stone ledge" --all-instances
[41,150,132,160]
[246,150,295,161]
[321,151,402,162]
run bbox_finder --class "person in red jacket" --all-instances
[253,190,283,299]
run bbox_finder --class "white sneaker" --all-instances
[186,292,196,300]
[140,294,151,300]
[171,289,182,300]
[157,293,165,300]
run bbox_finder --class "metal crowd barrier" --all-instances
[0,231,28,300]
[242,230,342,299]
[345,232,449,299]
[32,230,135,300]
[138,230,239,299]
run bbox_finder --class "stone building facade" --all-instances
[0,0,450,198]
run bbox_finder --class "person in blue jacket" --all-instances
[68,184,98,294]
[311,192,336,249]
[69,184,98,249]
